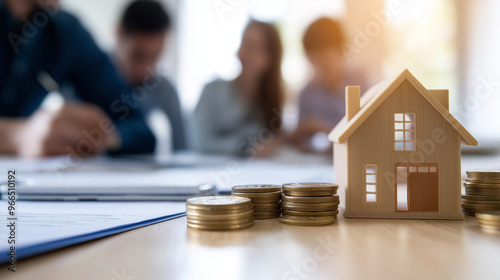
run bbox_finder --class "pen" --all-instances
[37,70,65,112]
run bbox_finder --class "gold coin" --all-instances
[281,201,339,208]
[252,203,280,210]
[232,191,281,200]
[187,217,254,226]
[187,220,254,231]
[232,184,282,193]
[186,209,254,221]
[465,187,500,196]
[281,203,338,212]
[283,190,336,197]
[461,208,493,215]
[477,219,500,226]
[186,196,252,212]
[466,171,500,180]
[465,178,500,184]
[246,197,281,204]
[462,209,476,216]
[464,182,500,188]
[282,194,339,203]
[283,182,338,192]
[475,212,500,222]
[461,194,500,201]
[186,204,253,214]
[253,209,280,215]
[478,224,500,231]
[280,215,336,226]
[461,199,500,205]
[461,203,500,211]
[281,209,339,217]
[254,212,280,219]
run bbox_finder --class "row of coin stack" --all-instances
[186,183,339,231]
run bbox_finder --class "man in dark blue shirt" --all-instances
[114,0,186,152]
[0,0,155,157]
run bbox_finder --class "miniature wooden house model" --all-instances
[329,69,477,219]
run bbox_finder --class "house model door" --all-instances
[395,164,439,212]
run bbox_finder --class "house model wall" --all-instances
[329,69,477,219]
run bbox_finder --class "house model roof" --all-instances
[328,69,478,146]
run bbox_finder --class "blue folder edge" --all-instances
[1,212,186,263]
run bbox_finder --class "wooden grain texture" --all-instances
[345,80,463,218]
[330,69,472,219]
[1,213,499,280]
[429,89,449,110]
[346,86,360,121]
[329,69,477,146]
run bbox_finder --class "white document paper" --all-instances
[0,201,186,261]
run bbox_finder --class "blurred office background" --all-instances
[62,0,500,141]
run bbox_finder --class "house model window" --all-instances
[365,164,378,203]
[394,113,416,151]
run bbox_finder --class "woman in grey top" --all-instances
[194,20,285,157]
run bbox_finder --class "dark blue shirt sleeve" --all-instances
[60,15,155,154]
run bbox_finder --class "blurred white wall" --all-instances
[456,0,500,140]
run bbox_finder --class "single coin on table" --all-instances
[232,184,282,193]
[475,212,500,231]
[475,212,500,222]
[280,215,336,226]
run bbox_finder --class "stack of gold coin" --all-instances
[231,184,281,219]
[280,183,339,226]
[186,196,254,231]
[475,212,500,231]
[462,171,500,216]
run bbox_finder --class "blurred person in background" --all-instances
[194,20,285,157]
[114,0,186,152]
[0,0,155,157]
[292,17,367,153]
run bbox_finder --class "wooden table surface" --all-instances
[2,210,499,280]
